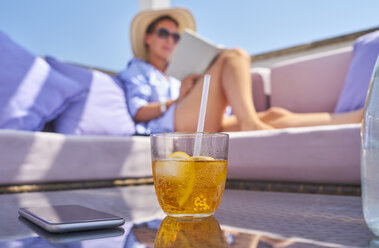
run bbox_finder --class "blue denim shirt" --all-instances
[119,58,180,134]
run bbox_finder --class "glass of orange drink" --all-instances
[150,132,229,218]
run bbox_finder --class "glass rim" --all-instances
[150,132,229,138]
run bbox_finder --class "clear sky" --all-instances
[0,0,378,72]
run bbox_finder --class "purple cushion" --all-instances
[46,57,135,136]
[0,31,87,131]
[334,30,379,113]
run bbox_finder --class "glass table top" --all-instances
[0,185,374,247]
[2,215,348,248]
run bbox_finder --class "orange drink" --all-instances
[154,216,228,247]
[153,153,227,217]
[150,133,229,218]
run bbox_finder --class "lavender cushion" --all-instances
[0,31,87,131]
[334,30,379,113]
[46,57,135,136]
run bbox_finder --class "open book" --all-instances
[166,29,224,81]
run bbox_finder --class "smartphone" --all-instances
[18,204,125,233]
[18,216,125,243]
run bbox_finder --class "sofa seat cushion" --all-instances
[0,124,360,185]
[228,124,361,184]
[0,130,150,185]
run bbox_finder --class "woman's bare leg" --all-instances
[175,48,272,132]
[259,107,363,128]
[220,49,271,131]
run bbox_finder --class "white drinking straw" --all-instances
[193,74,211,157]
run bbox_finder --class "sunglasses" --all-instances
[154,28,181,43]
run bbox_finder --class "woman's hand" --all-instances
[177,74,200,102]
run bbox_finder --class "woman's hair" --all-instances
[145,15,179,34]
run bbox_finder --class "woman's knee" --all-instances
[220,47,250,61]
[231,47,250,59]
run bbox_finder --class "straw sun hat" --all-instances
[130,7,196,61]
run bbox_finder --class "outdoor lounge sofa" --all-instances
[0,46,362,188]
